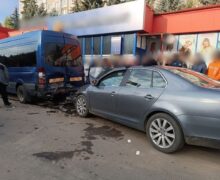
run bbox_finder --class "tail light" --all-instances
[38,67,46,87]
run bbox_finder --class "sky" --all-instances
[0,0,18,24]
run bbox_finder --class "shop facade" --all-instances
[4,0,220,66]
[45,0,220,66]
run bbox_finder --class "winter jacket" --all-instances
[192,61,207,74]
[207,59,220,81]
[170,60,187,68]
[0,63,9,85]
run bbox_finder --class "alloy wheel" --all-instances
[76,96,87,116]
[149,118,175,149]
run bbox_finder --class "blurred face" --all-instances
[150,43,156,52]
[184,41,192,48]
[203,40,210,48]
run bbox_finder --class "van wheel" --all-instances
[16,85,30,103]
[146,113,184,153]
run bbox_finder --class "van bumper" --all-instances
[37,85,79,99]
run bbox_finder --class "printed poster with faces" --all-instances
[178,34,197,57]
[197,33,218,65]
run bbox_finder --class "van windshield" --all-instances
[45,43,82,67]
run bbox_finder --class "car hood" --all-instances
[76,84,90,94]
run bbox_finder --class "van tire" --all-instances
[16,85,31,103]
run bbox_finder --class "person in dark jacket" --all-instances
[192,53,207,74]
[0,63,12,107]
[142,55,158,66]
[170,53,187,68]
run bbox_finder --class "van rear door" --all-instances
[42,34,66,92]
[63,35,84,90]
[42,32,84,93]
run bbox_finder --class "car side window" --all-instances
[98,71,125,87]
[153,71,166,88]
[126,69,152,88]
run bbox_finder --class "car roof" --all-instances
[102,66,180,73]
[128,65,183,70]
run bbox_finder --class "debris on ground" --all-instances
[46,110,58,114]
[9,95,77,116]
[27,113,39,115]
[136,151,140,156]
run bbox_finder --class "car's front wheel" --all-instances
[146,113,184,153]
[75,95,89,117]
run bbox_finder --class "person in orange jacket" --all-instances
[207,50,220,81]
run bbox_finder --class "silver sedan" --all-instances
[75,66,220,153]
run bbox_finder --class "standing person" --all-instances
[191,53,207,74]
[0,63,12,107]
[142,55,157,66]
[207,50,220,81]
[170,53,187,68]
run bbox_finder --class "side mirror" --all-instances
[91,79,98,86]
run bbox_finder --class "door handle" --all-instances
[111,91,116,96]
[145,94,154,100]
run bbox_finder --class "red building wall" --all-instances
[0,27,11,39]
[152,5,220,35]
[144,6,154,33]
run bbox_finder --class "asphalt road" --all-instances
[0,100,220,180]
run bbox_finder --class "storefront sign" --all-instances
[47,0,146,36]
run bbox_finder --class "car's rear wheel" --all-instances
[16,85,31,103]
[146,113,184,153]
[76,95,89,117]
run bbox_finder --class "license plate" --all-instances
[50,82,64,89]
[70,77,82,82]
[49,78,64,84]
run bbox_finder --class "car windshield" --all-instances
[168,68,220,88]
[89,67,113,79]
[45,43,82,67]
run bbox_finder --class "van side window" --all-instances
[0,43,37,67]
[153,71,166,88]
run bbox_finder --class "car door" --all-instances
[88,70,126,118]
[115,69,166,126]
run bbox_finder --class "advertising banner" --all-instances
[178,34,197,57]
[197,33,218,65]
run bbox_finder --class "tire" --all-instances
[146,113,184,153]
[75,95,89,117]
[16,85,31,104]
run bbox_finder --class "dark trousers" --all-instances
[0,83,10,105]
